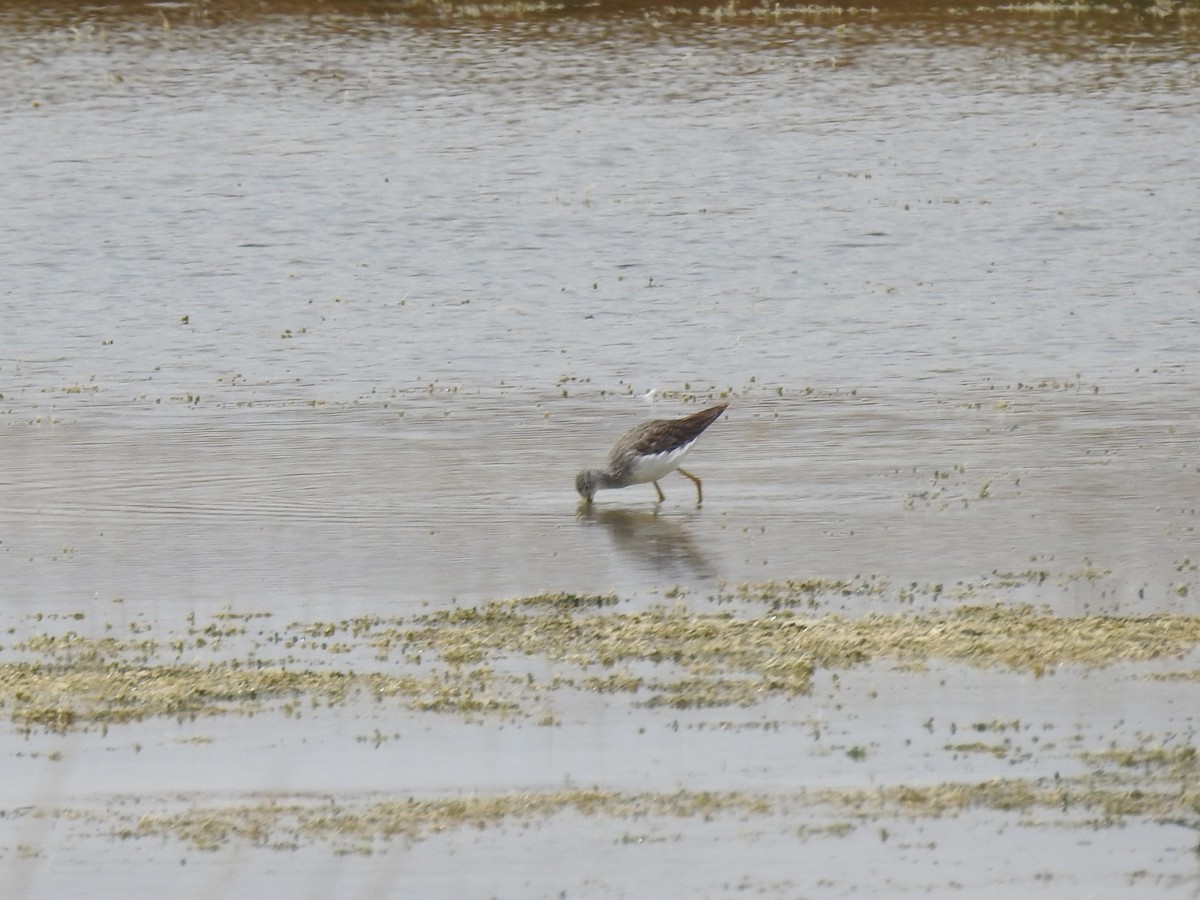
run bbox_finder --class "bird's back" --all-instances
[608,402,728,466]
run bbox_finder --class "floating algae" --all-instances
[5,591,1199,854]
[113,749,1200,853]
[1,594,1199,731]
[118,789,773,853]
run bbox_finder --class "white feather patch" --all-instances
[625,440,696,484]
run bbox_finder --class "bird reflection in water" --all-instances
[576,506,716,581]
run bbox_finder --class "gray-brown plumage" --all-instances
[575,402,729,505]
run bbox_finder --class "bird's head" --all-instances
[575,469,597,503]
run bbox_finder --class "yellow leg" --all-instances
[652,481,666,502]
[677,468,703,505]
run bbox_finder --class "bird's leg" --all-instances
[652,481,666,503]
[677,468,703,505]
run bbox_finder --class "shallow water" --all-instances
[3,384,1198,620]
[4,4,1199,614]
[2,1,1200,896]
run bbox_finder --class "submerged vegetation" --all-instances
[5,583,1198,849]
[2,585,1198,731]
[102,741,1200,852]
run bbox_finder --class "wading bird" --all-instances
[575,402,729,505]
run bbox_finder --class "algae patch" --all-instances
[119,788,772,853]
[2,593,1199,731]
[109,746,1200,853]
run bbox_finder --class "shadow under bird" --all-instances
[575,402,729,505]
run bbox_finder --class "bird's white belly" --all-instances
[625,441,694,484]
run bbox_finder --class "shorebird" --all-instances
[575,402,729,505]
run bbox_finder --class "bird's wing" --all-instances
[609,403,728,462]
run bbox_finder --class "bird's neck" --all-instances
[589,468,625,490]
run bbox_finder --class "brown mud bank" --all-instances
[3,0,1198,30]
